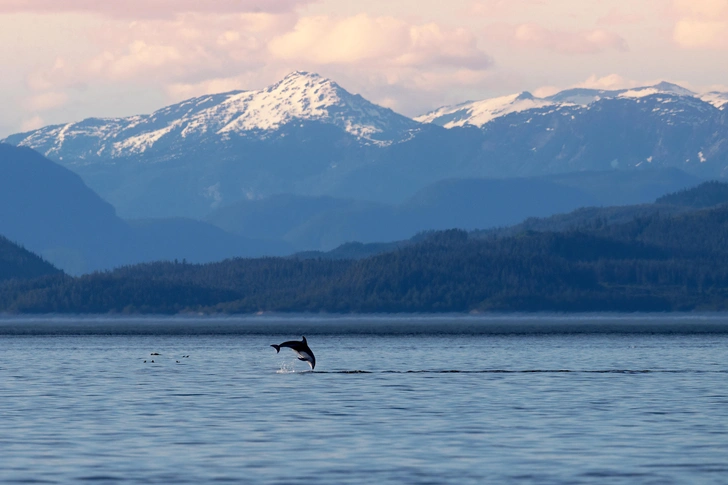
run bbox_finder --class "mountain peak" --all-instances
[515,91,535,101]
[4,71,421,160]
[415,91,554,128]
[273,71,338,93]
[282,70,322,81]
[652,81,694,95]
[618,82,695,99]
[417,80,709,128]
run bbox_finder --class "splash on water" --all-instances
[276,361,298,374]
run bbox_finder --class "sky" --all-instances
[1,0,727,137]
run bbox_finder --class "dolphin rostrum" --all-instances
[271,336,316,370]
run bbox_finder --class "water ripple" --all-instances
[1,328,727,484]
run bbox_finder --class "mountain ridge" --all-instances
[0,144,293,274]
[0,235,62,282]
[4,71,421,164]
[205,169,698,252]
[415,81,721,128]
[3,74,727,220]
[8,75,724,160]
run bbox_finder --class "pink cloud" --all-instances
[597,8,645,26]
[20,115,45,132]
[19,11,294,117]
[670,0,728,49]
[21,10,493,121]
[269,15,492,69]
[574,74,641,90]
[25,91,69,111]
[468,0,546,17]
[42,12,295,84]
[0,0,314,18]
[489,23,628,55]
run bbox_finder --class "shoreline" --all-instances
[2,312,728,335]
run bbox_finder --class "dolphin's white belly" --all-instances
[295,350,312,360]
[294,350,314,368]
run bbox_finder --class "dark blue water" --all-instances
[1,315,728,484]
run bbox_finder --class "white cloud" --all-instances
[166,76,257,100]
[269,15,491,69]
[25,12,295,89]
[574,74,640,90]
[8,0,720,135]
[532,86,559,97]
[468,0,546,17]
[499,23,629,54]
[673,20,728,48]
[25,91,69,111]
[20,115,45,132]
[0,0,315,18]
[17,10,493,120]
[269,15,408,64]
[673,0,728,17]
[596,8,644,26]
[671,0,728,49]
[88,41,184,80]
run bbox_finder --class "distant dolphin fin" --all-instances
[271,344,281,353]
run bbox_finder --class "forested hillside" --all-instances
[5,181,728,314]
[0,235,61,282]
[4,203,728,313]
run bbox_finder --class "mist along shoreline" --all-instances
[2,312,728,335]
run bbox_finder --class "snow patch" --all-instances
[112,124,176,156]
[415,92,558,128]
[203,183,223,207]
[699,92,728,109]
[5,71,416,160]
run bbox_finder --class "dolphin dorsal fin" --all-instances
[302,336,307,343]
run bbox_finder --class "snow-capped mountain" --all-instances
[413,92,554,129]
[4,71,421,163]
[415,81,717,128]
[700,91,728,109]
[3,76,728,221]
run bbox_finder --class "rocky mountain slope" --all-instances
[3,75,726,220]
[0,144,291,274]
[415,82,720,128]
[4,71,420,163]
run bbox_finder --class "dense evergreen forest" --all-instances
[4,181,728,314]
[0,235,61,282]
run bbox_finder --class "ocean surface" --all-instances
[1,314,728,484]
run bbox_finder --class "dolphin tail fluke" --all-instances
[271,344,281,353]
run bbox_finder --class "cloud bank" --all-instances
[672,0,728,49]
[2,0,727,136]
[490,23,629,55]
[18,10,494,117]
[0,0,314,17]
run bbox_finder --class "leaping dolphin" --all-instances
[271,336,316,370]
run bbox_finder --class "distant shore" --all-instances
[2,313,728,336]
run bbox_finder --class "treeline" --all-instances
[5,202,728,313]
[0,235,61,282]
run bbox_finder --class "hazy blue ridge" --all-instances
[7,182,728,314]
[0,144,290,274]
[0,235,61,281]
[2,76,724,221]
[204,171,698,253]
[477,180,728,239]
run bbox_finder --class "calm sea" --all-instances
[1,314,727,484]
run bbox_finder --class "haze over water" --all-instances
[1,315,727,484]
